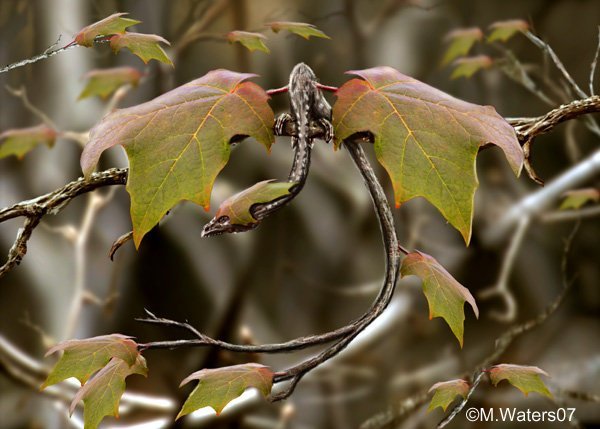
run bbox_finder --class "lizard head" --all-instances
[289,63,317,91]
[201,215,258,237]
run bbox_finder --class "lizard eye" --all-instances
[216,216,230,225]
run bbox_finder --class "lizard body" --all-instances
[202,63,332,236]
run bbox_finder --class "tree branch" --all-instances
[0,169,127,279]
[0,38,78,75]
[269,137,401,400]
[507,95,600,183]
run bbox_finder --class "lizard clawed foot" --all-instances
[318,118,334,144]
[274,113,294,136]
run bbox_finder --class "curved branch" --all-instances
[270,137,401,400]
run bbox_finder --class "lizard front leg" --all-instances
[274,113,293,136]
[317,118,334,144]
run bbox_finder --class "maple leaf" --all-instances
[69,355,148,429]
[213,180,297,226]
[559,188,600,210]
[489,364,552,398]
[178,363,274,418]
[0,124,56,160]
[78,67,142,100]
[400,251,478,346]
[74,12,140,47]
[487,19,529,43]
[266,22,330,40]
[109,32,173,65]
[428,379,469,412]
[227,31,270,53]
[451,55,493,79]
[81,70,274,247]
[441,27,483,66]
[41,334,138,388]
[333,66,523,243]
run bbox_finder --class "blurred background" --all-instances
[0,0,599,428]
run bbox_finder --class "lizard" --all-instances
[202,63,333,237]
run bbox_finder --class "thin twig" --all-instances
[109,231,134,260]
[174,0,229,54]
[541,204,600,223]
[589,26,600,96]
[525,31,600,139]
[359,390,430,429]
[484,148,600,244]
[0,40,78,75]
[5,85,57,129]
[478,216,530,322]
[63,189,117,340]
[525,31,587,99]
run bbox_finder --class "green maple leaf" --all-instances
[451,55,493,79]
[78,67,142,100]
[267,21,330,40]
[441,27,483,66]
[487,19,529,43]
[333,66,523,243]
[80,69,274,247]
[41,334,139,388]
[428,379,469,412]
[0,124,56,160]
[213,180,297,226]
[227,31,270,53]
[69,355,148,429]
[178,363,274,418]
[74,12,140,47]
[109,32,173,65]
[400,251,479,346]
[489,364,552,398]
[559,188,599,210]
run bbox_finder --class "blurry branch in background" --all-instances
[5,86,57,130]
[62,189,117,341]
[340,0,439,67]
[478,216,529,322]
[589,27,600,96]
[484,148,600,244]
[173,0,229,55]
[5,85,89,146]
[541,204,600,222]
